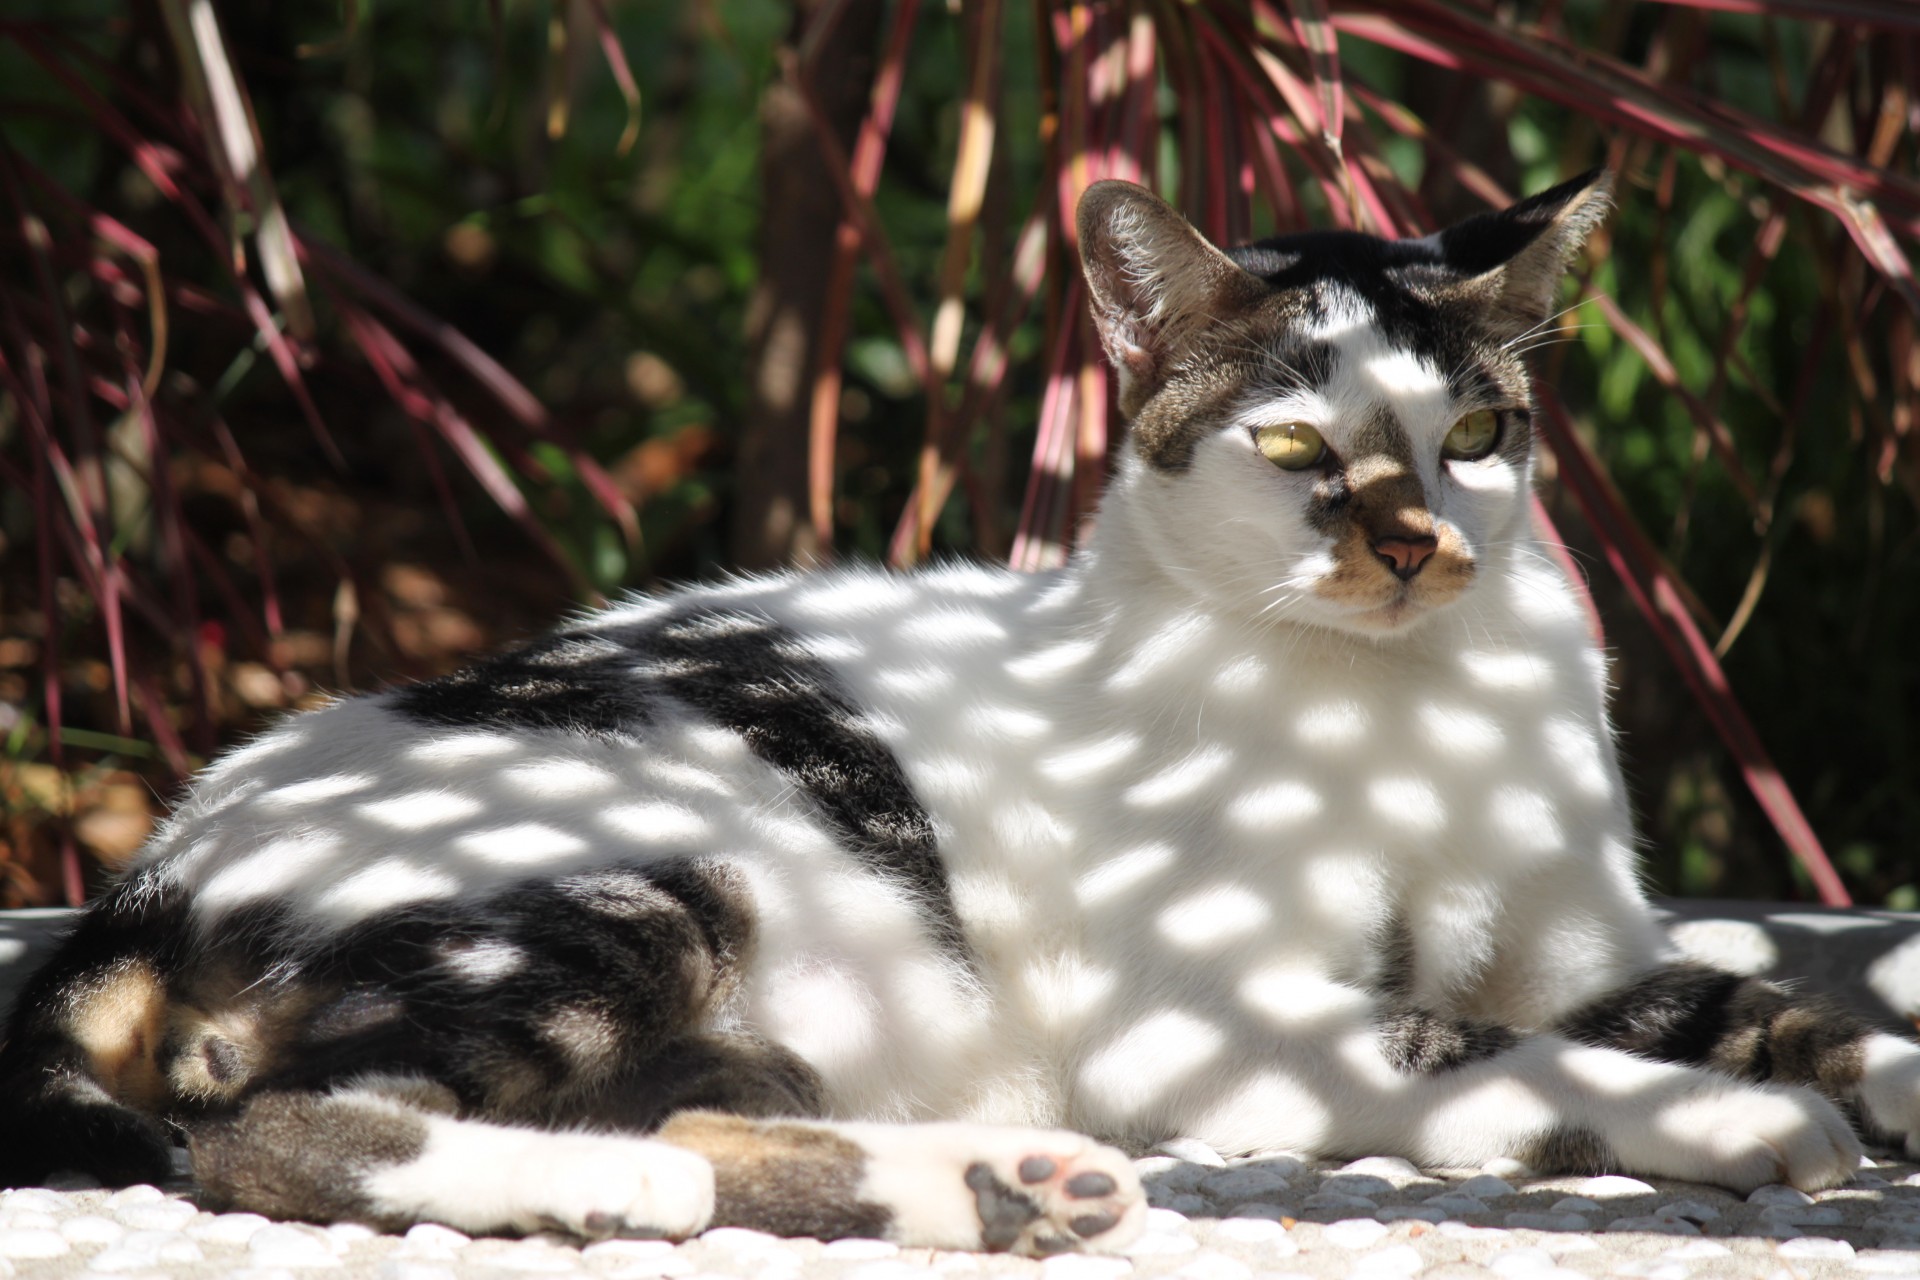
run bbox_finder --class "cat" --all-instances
[3,169,1917,1257]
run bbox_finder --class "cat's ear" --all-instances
[1077,181,1263,417]
[1435,168,1614,335]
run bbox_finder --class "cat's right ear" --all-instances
[1077,181,1263,418]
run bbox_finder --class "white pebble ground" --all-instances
[3,1146,1919,1280]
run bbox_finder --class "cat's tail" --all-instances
[0,872,185,1188]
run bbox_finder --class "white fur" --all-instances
[129,292,1898,1191]
[360,1104,714,1238]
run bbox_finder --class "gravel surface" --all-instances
[4,1144,1919,1280]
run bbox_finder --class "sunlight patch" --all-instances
[599,800,712,846]
[1294,699,1370,748]
[254,773,378,812]
[1075,843,1177,907]
[1488,785,1563,854]
[1226,779,1323,830]
[1078,1010,1225,1117]
[1369,776,1446,832]
[1417,702,1503,758]
[1039,733,1142,784]
[357,791,487,831]
[1157,884,1270,950]
[1125,745,1232,807]
[455,822,590,863]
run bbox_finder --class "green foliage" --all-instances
[0,0,1913,907]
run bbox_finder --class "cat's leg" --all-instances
[190,1075,716,1239]
[1560,961,1920,1157]
[655,1111,1146,1256]
[1165,994,1860,1192]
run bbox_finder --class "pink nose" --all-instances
[1373,535,1438,580]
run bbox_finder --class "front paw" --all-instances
[529,1136,716,1240]
[1858,1033,1920,1158]
[1629,1082,1861,1193]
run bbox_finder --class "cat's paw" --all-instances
[964,1138,1145,1256]
[1857,1033,1920,1158]
[525,1136,716,1240]
[1627,1082,1861,1193]
[852,1123,1146,1256]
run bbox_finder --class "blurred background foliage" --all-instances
[0,0,1914,908]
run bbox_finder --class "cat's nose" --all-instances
[1372,535,1438,580]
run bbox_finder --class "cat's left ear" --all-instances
[1434,168,1614,335]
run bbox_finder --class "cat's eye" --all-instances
[1442,410,1502,461]
[1254,423,1327,471]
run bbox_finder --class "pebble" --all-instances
[1503,1212,1590,1232]
[249,1223,343,1267]
[1199,1167,1292,1200]
[1579,1176,1655,1198]
[1487,1247,1557,1274]
[1548,1197,1601,1213]
[1208,1216,1291,1243]
[583,1240,677,1262]
[1302,1192,1379,1213]
[1777,1236,1855,1259]
[1766,1203,1847,1227]
[1653,1199,1721,1222]
[1153,1194,1210,1216]
[105,1186,166,1207]
[1604,1215,1700,1236]
[1341,1157,1423,1180]
[86,1245,168,1272]
[1454,1176,1516,1200]
[0,1229,69,1258]
[1420,1193,1487,1216]
[1321,1175,1395,1198]
[1375,1205,1446,1224]
[192,1213,274,1245]
[1121,1231,1198,1257]
[399,1223,472,1255]
[1320,1218,1389,1250]
[114,1199,198,1230]
[1171,1252,1251,1280]
[382,1264,460,1280]
[1039,1257,1132,1280]
[1352,1243,1424,1276]
[0,1192,64,1215]
[61,1215,126,1245]
[1135,1159,1208,1193]
[1746,1184,1814,1207]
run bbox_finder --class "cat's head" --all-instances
[1077,171,1611,635]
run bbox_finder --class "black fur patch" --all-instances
[387,632,655,739]
[1523,1125,1616,1177]
[257,859,758,1125]
[1370,915,1416,1000]
[632,609,967,957]
[1559,963,1870,1095]
[1376,1008,1518,1074]
[0,867,190,1188]
[389,607,966,959]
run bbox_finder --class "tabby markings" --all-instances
[388,608,969,962]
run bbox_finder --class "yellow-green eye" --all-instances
[1442,410,1502,461]
[1254,422,1326,471]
